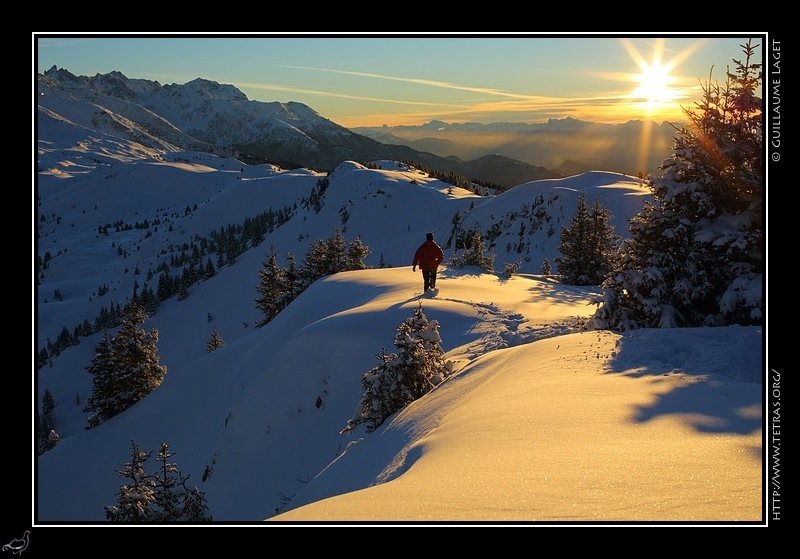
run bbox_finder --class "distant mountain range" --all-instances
[37,67,560,188]
[353,117,682,177]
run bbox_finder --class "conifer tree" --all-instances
[342,302,450,434]
[153,442,212,522]
[37,411,61,454]
[206,328,226,352]
[301,228,341,281]
[35,413,43,455]
[255,243,287,327]
[84,332,114,429]
[541,258,551,276]
[41,389,56,433]
[37,347,49,369]
[179,479,213,522]
[107,302,166,413]
[325,227,348,272]
[38,390,60,452]
[555,194,619,285]
[503,258,522,277]
[84,303,167,429]
[107,440,212,522]
[106,440,158,522]
[588,199,619,280]
[204,258,216,279]
[299,237,328,284]
[590,40,763,329]
[343,347,398,434]
[282,252,302,304]
[391,302,449,400]
[345,235,370,270]
[255,233,370,328]
[44,429,61,451]
[152,442,185,522]
[450,230,494,271]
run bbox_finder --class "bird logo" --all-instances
[2,531,29,555]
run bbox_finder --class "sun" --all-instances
[616,37,708,116]
[621,38,681,108]
[631,61,677,105]
[613,37,704,174]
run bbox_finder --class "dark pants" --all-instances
[422,270,437,290]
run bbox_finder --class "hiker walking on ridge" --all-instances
[412,232,444,291]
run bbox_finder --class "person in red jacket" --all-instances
[412,232,445,291]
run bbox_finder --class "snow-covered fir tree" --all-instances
[450,230,494,272]
[254,243,289,327]
[590,39,763,329]
[299,237,330,284]
[503,258,522,277]
[179,480,213,522]
[282,252,302,305]
[390,302,450,398]
[84,303,167,429]
[106,440,158,522]
[206,327,226,352]
[83,332,114,429]
[342,302,451,434]
[342,347,398,434]
[106,440,212,522]
[44,429,61,452]
[41,389,56,434]
[152,442,183,522]
[37,388,61,454]
[345,235,370,270]
[555,194,619,285]
[151,442,212,522]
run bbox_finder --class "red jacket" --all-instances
[413,240,444,272]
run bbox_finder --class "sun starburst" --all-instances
[619,37,704,114]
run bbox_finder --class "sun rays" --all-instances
[619,37,707,116]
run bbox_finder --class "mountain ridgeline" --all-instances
[352,118,680,178]
[37,66,560,188]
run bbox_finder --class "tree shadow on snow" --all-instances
[603,327,763,438]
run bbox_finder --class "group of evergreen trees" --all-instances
[554,194,619,286]
[255,228,370,327]
[36,201,298,369]
[553,40,762,332]
[590,39,763,329]
[106,440,212,522]
[448,230,496,272]
[36,389,60,454]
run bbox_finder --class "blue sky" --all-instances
[34,32,764,128]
